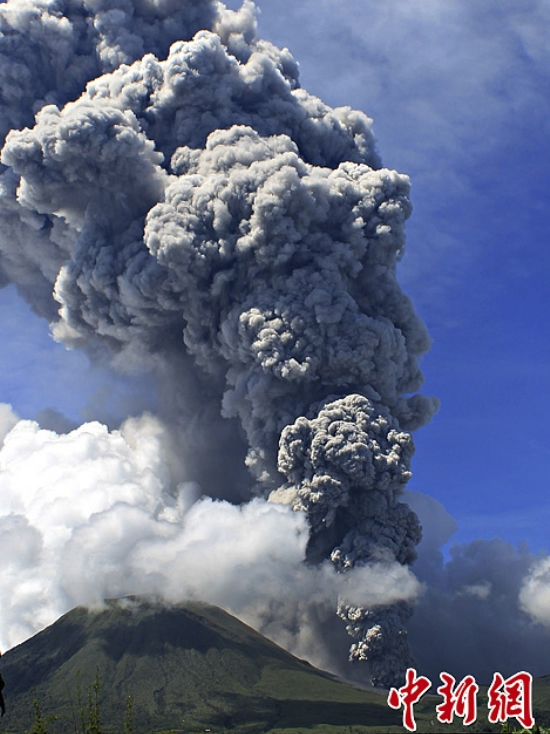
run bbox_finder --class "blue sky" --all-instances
[2,0,548,556]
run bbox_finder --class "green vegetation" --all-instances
[19,683,550,734]
[25,684,177,733]
[0,598,406,733]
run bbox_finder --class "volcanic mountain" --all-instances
[0,597,404,733]
[5,597,547,733]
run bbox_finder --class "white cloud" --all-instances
[0,402,18,443]
[520,557,550,628]
[0,408,421,677]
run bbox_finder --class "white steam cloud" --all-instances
[0,405,421,677]
[1,0,549,690]
[520,559,550,629]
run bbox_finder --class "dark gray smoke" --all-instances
[0,0,438,686]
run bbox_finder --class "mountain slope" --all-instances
[0,597,403,733]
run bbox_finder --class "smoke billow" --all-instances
[2,0,548,689]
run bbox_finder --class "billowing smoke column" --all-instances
[0,0,437,686]
[276,396,422,684]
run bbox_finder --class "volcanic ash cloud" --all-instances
[0,0,438,686]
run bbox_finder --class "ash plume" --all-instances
[0,0,438,686]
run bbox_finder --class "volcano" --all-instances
[0,597,403,733]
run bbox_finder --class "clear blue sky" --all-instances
[2,0,548,557]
